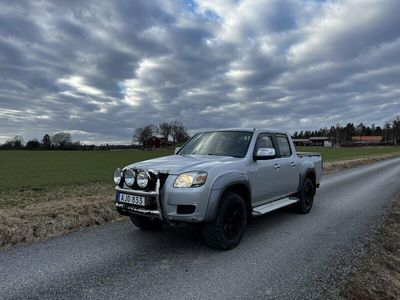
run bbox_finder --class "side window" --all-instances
[276,135,292,157]
[254,134,274,152]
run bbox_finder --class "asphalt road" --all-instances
[1,157,400,300]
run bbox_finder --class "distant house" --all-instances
[292,138,312,146]
[144,136,171,149]
[292,137,333,147]
[352,136,382,144]
[309,137,332,147]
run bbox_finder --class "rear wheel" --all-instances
[130,215,162,230]
[295,178,315,214]
[202,191,247,250]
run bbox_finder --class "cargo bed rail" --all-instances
[297,152,321,158]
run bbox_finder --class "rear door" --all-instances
[273,134,300,196]
[250,133,287,205]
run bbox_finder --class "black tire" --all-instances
[202,191,247,250]
[130,215,162,230]
[295,178,315,214]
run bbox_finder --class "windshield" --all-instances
[178,131,253,158]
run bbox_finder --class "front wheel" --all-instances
[202,191,247,250]
[294,178,315,214]
[130,215,162,230]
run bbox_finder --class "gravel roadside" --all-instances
[337,193,400,299]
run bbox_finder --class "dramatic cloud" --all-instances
[0,0,399,143]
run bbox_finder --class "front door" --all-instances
[250,133,287,206]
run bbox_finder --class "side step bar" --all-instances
[252,197,299,216]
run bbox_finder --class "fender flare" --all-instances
[298,165,316,193]
[203,172,251,222]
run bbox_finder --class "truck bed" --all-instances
[297,152,323,184]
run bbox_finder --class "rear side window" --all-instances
[276,135,292,157]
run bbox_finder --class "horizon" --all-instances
[2,119,395,147]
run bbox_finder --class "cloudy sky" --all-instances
[0,0,399,144]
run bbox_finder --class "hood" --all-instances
[125,154,239,174]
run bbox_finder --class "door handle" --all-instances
[274,163,281,169]
[290,162,296,167]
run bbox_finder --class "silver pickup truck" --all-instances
[113,129,322,249]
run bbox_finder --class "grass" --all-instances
[0,149,172,191]
[296,146,400,161]
[0,149,172,247]
[2,147,399,190]
[0,150,172,209]
[1,147,400,208]
[0,188,122,248]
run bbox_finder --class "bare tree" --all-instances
[134,124,157,148]
[170,121,189,145]
[41,134,51,149]
[335,123,340,147]
[384,121,391,143]
[51,132,72,148]
[0,135,24,150]
[159,122,172,142]
[26,139,40,149]
[394,116,400,145]
[11,135,24,149]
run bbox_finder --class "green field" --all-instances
[1,146,400,191]
[0,147,399,209]
[0,150,172,192]
[296,146,400,161]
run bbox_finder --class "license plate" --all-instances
[119,193,145,206]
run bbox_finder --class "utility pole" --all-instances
[384,121,388,144]
[336,123,340,148]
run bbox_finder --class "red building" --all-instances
[144,136,171,149]
[352,136,382,144]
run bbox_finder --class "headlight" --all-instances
[124,168,135,187]
[137,171,149,188]
[174,172,207,188]
[113,168,122,185]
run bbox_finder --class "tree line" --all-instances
[0,132,77,150]
[133,121,190,148]
[0,132,144,151]
[0,121,190,151]
[293,116,400,146]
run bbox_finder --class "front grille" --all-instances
[146,197,158,210]
[158,173,169,191]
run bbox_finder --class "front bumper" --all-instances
[115,175,212,223]
[115,185,163,220]
[116,202,162,218]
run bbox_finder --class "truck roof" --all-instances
[198,128,290,136]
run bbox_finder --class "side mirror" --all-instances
[174,147,181,154]
[254,148,276,160]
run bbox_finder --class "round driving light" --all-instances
[124,168,135,187]
[137,171,149,188]
[113,168,122,185]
